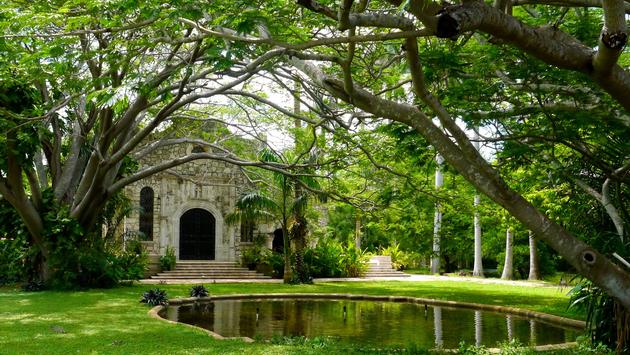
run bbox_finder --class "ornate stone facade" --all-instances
[124,143,250,261]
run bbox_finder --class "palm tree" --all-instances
[226,149,320,283]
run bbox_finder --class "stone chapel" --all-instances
[123,142,257,263]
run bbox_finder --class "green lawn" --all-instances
[0,281,583,354]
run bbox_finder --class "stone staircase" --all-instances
[364,255,411,278]
[150,261,271,280]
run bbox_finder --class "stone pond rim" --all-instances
[148,293,586,351]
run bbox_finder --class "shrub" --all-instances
[304,239,344,278]
[189,284,209,298]
[267,251,285,278]
[240,242,271,270]
[159,246,176,271]
[339,242,368,277]
[0,199,28,285]
[21,280,47,292]
[113,248,148,280]
[0,235,27,285]
[140,288,168,306]
[569,279,628,353]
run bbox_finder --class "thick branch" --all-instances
[434,1,630,110]
[512,0,630,14]
[293,59,630,309]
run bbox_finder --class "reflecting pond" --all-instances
[160,298,579,348]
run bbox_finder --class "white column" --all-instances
[431,154,444,274]
[501,227,514,280]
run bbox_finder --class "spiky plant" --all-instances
[189,284,209,298]
[140,288,168,306]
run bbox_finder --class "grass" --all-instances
[0,281,584,354]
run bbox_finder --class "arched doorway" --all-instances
[179,208,215,260]
[272,228,284,253]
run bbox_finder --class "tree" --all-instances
[501,227,514,280]
[431,153,444,274]
[0,1,295,283]
[528,231,540,280]
[2,0,630,310]
[472,133,484,277]
[278,0,630,308]
[226,148,320,283]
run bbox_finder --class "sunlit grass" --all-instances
[0,281,583,354]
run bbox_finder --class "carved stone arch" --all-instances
[172,201,231,261]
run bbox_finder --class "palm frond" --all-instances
[258,148,283,163]
[236,191,279,212]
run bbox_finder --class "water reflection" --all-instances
[162,299,579,348]
[506,314,514,341]
[434,306,443,349]
[530,319,537,345]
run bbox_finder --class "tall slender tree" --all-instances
[431,153,444,274]
[528,231,541,280]
[501,227,514,280]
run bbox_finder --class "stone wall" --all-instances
[124,143,249,261]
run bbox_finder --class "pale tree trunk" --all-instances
[431,153,444,274]
[528,230,541,280]
[575,178,625,243]
[472,133,484,277]
[355,212,362,250]
[501,227,514,280]
[473,194,484,277]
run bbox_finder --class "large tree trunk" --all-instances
[528,230,541,280]
[501,227,514,280]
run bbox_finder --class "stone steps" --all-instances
[150,261,270,280]
[364,255,410,278]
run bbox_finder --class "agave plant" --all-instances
[189,284,209,298]
[140,288,168,306]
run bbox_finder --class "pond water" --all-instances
[160,298,579,348]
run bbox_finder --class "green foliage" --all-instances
[113,241,148,281]
[574,336,614,354]
[339,242,368,277]
[379,243,422,271]
[37,192,147,289]
[189,285,209,298]
[240,233,272,270]
[496,339,534,355]
[457,342,490,355]
[0,235,26,285]
[569,279,627,352]
[140,288,168,306]
[304,238,344,278]
[266,251,285,278]
[304,238,368,278]
[0,200,27,285]
[159,246,177,271]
